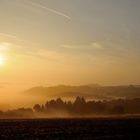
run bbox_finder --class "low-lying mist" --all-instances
[0,84,140,112]
[0,96,140,119]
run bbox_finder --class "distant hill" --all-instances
[24,85,140,100]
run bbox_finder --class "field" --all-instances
[0,118,140,140]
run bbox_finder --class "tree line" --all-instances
[0,97,140,118]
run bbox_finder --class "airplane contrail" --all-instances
[28,1,71,20]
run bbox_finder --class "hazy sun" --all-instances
[0,55,5,65]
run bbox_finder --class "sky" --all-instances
[0,0,140,95]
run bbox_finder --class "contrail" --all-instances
[29,1,71,20]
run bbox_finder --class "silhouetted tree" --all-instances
[73,96,86,115]
[0,96,139,118]
[33,104,41,112]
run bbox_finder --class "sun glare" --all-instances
[0,55,5,65]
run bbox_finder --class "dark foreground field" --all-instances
[0,118,140,140]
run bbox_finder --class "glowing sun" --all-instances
[0,55,5,65]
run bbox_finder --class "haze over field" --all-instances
[0,0,140,110]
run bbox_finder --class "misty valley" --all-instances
[0,96,140,118]
[0,0,140,139]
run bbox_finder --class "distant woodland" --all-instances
[25,85,140,100]
[0,97,140,118]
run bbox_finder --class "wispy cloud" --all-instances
[0,42,11,52]
[0,32,28,43]
[61,42,104,50]
[0,41,63,61]
[28,1,71,20]
[0,41,38,57]
[0,33,17,40]
[0,32,39,47]
[61,44,81,49]
[91,42,103,49]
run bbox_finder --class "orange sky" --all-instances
[0,0,140,96]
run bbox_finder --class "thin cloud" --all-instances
[28,1,71,20]
[0,42,11,52]
[91,42,103,49]
[0,32,26,43]
[61,42,104,50]
[0,32,39,47]
[0,33,17,39]
[0,41,61,61]
[62,44,81,49]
